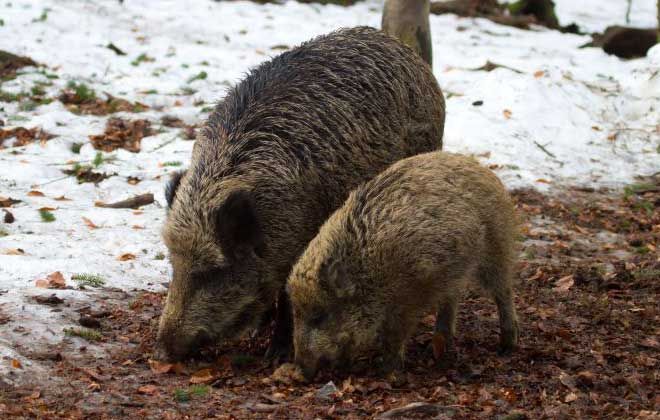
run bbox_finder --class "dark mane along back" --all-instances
[199,26,440,172]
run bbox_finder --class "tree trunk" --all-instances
[382,0,433,66]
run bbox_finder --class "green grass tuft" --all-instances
[161,161,182,167]
[173,388,189,403]
[64,327,102,341]
[189,385,209,397]
[39,209,55,222]
[70,143,83,154]
[71,273,106,287]
[154,252,166,260]
[0,228,8,237]
[131,53,154,66]
[623,183,654,198]
[187,71,208,83]
[67,81,96,102]
[93,152,104,168]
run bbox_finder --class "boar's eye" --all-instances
[192,266,230,284]
[308,312,328,328]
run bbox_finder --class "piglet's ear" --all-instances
[165,170,186,209]
[214,190,265,259]
[321,259,355,298]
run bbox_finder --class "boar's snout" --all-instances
[155,323,211,362]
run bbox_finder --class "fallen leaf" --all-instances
[503,109,512,119]
[117,253,136,261]
[536,178,551,184]
[27,190,45,197]
[35,271,66,289]
[82,217,99,229]
[148,359,184,375]
[559,372,577,390]
[2,248,25,255]
[54,196,72,201]
[190,368,216,384]
[639,337,659,349]
[137,384,159,395]
[132,225,145,230]
[38,206,57,211]
[11,359,22,369]
[271,363,305,384]
[534,70,545,78]
[565,392,578,403]
[0,196,21,207]
[553,275,574,293]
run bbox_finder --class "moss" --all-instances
[71,273,106,287]
[64,327,102,341]
[39,209,55,222]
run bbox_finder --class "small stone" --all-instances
[316,381,338,400]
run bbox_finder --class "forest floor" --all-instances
[1,0,659,418]
[2,182,658,419]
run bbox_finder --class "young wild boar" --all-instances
[156,27,446,362]
[288,152,519,379]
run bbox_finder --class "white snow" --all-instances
[0,0,658,382]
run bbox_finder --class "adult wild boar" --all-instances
[157,27,445,361]
[288,152,519,379]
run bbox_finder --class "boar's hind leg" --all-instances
[265,288,293,364]
[477,261,519,354]
[434,292,458,364]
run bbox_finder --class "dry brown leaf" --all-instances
[11,359,22,369]
[2,248,25,255]
[117,253,136,261]
[27,190,45,197]
[190,368,216,384]
[54,195,72,201]
[553,275,574,293]
[565,392,578,403]
[148,359,184,375]
[82,217,99,229]
[536,178,552,184]
[38,206,57,211]
[35,271,66,289]
[137,384,159,395]
[639,337,659,349]
[503,109,512,119]
[533,70,545,78]
[132,225,145,230]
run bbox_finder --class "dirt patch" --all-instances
[0,127,55,148]
[89,118,155,153]
[59,84,148,116]
[2,186,658,418]
[0,50,38,79]
[160,115,198,140]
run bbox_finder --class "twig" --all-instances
[95,193,154,209]
[470,60,524,74]
[150,136,177,152]
[33,175,71,187]
[533,141,557,158]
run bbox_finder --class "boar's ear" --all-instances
[214,190,265,258]
[320,259,355,299]
[165,170,186,209]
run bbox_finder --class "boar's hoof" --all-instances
[264,341,293,366]
[498,324,519,355]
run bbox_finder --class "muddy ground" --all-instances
[1,182,659,419]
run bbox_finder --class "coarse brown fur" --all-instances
[287,151,519,379]
[157,27,445,361]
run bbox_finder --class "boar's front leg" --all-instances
[434,292,459,366]
[265,288,293,364]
